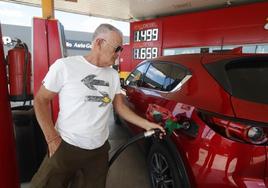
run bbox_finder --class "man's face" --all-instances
[98,31,123,67]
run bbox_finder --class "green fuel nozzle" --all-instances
[146,104,194,138]
[165,119,183,135]
[148,106,184,135]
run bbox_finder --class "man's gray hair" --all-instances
[92,24,123,41]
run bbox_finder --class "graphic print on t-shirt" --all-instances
[81,74,111,107]
[81,74,109,90]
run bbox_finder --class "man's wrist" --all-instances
[47,134,60,143]
[144,120,153,131]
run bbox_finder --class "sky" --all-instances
[0,1,130,36]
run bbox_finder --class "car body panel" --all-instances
[162,55,234,116]
[167,101,266,188]
[201,54,268,123]
[126,85,169,134]
[231,97,268,123]
[122,53,268,187]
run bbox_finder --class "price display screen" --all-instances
[134,28,159,42]
[133,47,158,59]
[131,20,162,62]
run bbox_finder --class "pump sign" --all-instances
[131,20,162,62]
[2,36,12,45]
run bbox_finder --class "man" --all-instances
[30,24,165,188]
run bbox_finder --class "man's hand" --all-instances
[113,94,166,139]
[48,136,62,157]
[145,120,166,139]
[34,85,61,157]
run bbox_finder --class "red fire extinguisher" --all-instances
[7,39,33,102]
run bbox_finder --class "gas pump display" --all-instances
[119,1,268,82]
[131,20,162,63]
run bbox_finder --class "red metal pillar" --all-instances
[33,18,64,122]
[0,23,19,188]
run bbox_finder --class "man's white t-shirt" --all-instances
[42,56,121,149]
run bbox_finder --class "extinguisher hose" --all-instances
[22,42,29,105]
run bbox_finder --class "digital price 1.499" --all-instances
[134,28,158,42]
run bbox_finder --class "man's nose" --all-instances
[114,51,121,59]
[115,50,122,55]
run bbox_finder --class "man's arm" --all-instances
[34,85,61,157]
[113,93,165,133]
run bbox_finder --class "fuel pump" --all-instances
[7,39,41,182]
[0,23,19,188]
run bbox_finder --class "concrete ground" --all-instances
[21,113,151,188]
[107,117,151,188]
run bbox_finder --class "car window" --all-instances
[143,63,169,90]
[165,65,187,91]
[125,62,149,86]
[142,62,188,91]
[226,59,268,104]
[204,56,268,104]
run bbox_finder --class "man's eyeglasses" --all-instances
[102,39,123,53]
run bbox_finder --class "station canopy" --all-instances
[2,0,265,21]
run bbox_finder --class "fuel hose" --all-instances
[108,129,161,168]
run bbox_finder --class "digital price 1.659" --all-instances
[133,47,158,60]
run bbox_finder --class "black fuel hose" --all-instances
[108,129,161,168]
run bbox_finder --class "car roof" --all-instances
[153,52,268,66]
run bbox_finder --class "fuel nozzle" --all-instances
[165,119,183,135]
[144,128,162,138]
[146,104,185,136]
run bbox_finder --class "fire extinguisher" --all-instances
[7,39,33,103]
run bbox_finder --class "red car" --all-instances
[119,51,268,188]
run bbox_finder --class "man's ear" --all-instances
[94,38,103,50]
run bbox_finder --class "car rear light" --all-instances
[247,127,267,144]
[199,112,268,145]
